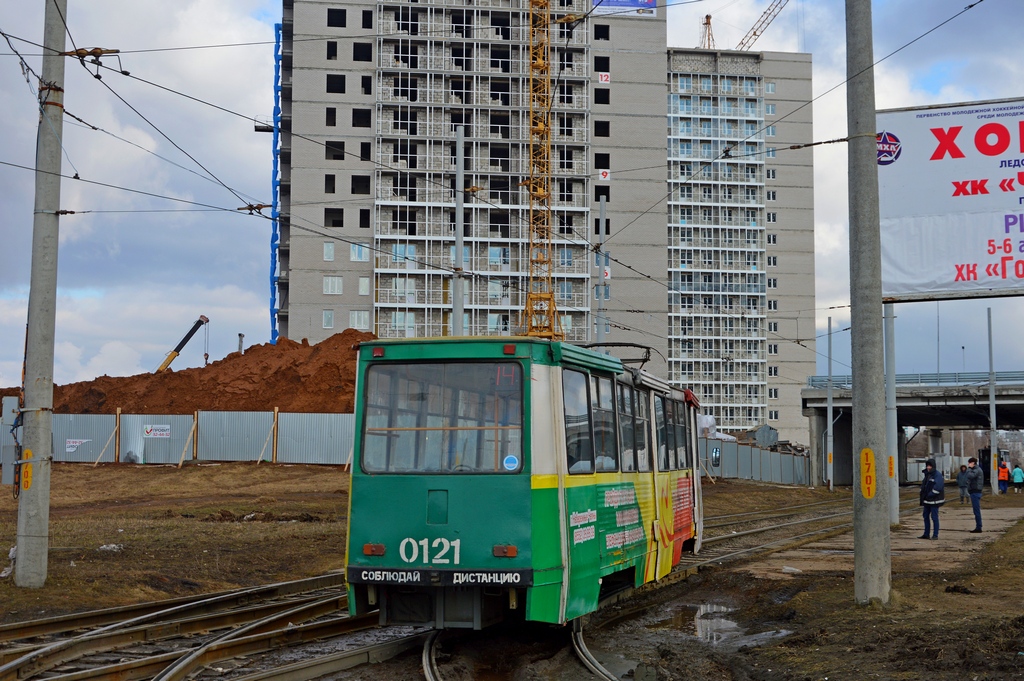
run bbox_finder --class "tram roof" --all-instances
[357,336,624,375]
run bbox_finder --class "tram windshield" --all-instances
[361,362,524,474]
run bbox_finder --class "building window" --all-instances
[595,120,610,137]
[323,242,335,261]
[769,366,779,377]
[351,243,370,261]
[767,278,778,289]
[765,125,776,137]
[595,185,610,202]
[326,74,345,93]
[326,107,337,126]
[768,343,778,355]
[323,276,343,295]
[595,24,609,40]
[325,208,344,227]
[360,209,371,229]
[360,142,371,161]
[768,255,777,266]
[358,276,370,295]
[325,140,345,160]
[595,152,610,169]
[351,310,370,330]
[594,56,610,72]
[766,212,777,223]
[595,88,610,105]
[767,190,777,201]
[765,81,776,94]
[769,409,779,420]
[327,8,346,27]
[351,175,371,194]
[765,103,776,115]
[327,41,337,60]
[323,310,335,329]
[768,321,778,332]
[363,10,373,28]
[766,168,776,180]
[767,300,778,311]
[557,281,572,301]
[766,147,776,158]
[352,109,371,127]
[767,233,777,245]
[559,248,572,267]
[353,43,372,61]
[362,75,373,95]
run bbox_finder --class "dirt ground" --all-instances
[2,467,1023,680]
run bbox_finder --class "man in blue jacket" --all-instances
[919,458,945,540]
[965,457,985,532]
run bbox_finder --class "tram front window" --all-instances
[361,362,523,473]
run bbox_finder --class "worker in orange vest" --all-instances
[997,461,1010,494]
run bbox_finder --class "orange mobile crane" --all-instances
[155,315,209,372]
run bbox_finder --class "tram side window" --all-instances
[592,375,618,472]
[655,396,673,471]
[563,369,594,474]
[617,383,636,472]
[674,400,689,468]
[635,389,651,472]
[664,398,678,469]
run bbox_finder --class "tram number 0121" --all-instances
[399,537,462,565]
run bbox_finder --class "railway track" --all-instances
[0,573,425,681]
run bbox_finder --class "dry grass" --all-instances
[0,462,349,623]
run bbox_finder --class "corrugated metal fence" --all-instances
[699,438,809,486]
[27,411,356,466]
[5,409,805,485]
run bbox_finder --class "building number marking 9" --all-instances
[860,448,876,499]
[399,538,461,565]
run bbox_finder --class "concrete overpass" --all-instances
[802,372,1024,485]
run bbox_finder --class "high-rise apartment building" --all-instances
[274,0,814,444]
[666,49,815,443]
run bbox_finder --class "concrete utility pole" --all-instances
[988,308,998,495]
[595,196,607,346]
[846,0,891,605]
[453,126,465,335]
[17,0,69,588]
[884,304,899,525]
[826,316,833,491]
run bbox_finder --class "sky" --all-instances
[0,0,1022,389]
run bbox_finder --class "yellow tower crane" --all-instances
[522,0,565,340]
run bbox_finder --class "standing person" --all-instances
[966,457,984,533]
[1012,464,1024,494]
[919,458,944,539]
[956,464,969,504]
[998,461,1010,494]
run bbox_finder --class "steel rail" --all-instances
[0,590,346,668]
[152,594,354,681]
[227,632,429,681]
[422,630,443,681]
[570,621,617,681]
[0,576,347,681]
[0,572,346,644]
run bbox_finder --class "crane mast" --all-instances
[523,0,562,339]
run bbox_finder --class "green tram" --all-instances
[345,336,703,629]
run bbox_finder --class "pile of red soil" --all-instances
[0,329,374,415]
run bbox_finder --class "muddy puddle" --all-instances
[645,603,791,651]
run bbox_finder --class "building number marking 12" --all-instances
[860,448,876,499]
[399,537,461,565]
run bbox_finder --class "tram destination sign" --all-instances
[877,97,1024,302]
[347,567,533,587]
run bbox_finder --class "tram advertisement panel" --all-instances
[877,97,1024,302]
